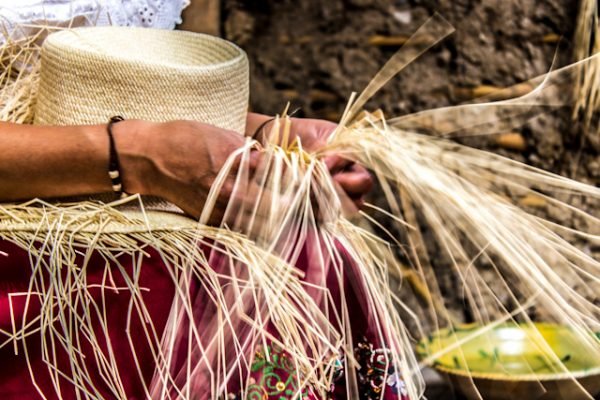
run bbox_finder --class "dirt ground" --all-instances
[222,1,598,397]
[224,0,596,177]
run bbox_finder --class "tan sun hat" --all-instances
[22,26,250,217]
[33,26,249,134]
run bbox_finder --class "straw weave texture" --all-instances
[34,26,249,133]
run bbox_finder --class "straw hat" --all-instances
[34,26,249,133]
[23,26,250,218]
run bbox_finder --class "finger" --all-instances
[349,163,369,175]
[331,179,360,216]
[248,149,262,170]
[222,152,297,234]
[323,155,353,174]
[204,150,261,222]
[333,170,373,198]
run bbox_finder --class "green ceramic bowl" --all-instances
[417,323,600,400]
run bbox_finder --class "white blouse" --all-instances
[0,0,189,42]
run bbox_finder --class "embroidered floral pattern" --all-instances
[227,339,408,399]
[225,343,312,400]
[354,338,409,400]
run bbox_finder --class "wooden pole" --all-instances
[179,0,221,36]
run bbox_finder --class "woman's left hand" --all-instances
[246,113,373,211]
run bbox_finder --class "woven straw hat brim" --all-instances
[0,207,200,234]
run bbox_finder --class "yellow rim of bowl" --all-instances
[417,323,600,382]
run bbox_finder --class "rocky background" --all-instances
[217,1,598,398]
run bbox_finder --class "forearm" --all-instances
[0,121,148,201]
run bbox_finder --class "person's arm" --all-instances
[0,115,372,218]
[0,121,137,200]
[0,120,248,219]
[245,113,272,138]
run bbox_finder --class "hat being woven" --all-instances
[34,26,249,134]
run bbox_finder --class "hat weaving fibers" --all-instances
[33,26,249,133]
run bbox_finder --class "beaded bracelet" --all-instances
[107,116,127,198]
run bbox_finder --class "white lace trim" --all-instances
[0,0,190,36]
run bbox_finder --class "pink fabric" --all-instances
[0,240,173,399]
[0,239,408,399]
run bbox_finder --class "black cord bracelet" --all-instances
[251,108,301,143]
[251,117,275,143]
[107,116,126,199]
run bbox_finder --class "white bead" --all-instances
[108,170,120,179]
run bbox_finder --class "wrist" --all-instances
[110,119,158,197]
[245,113,273,138]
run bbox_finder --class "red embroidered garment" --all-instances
[0,239,409,399]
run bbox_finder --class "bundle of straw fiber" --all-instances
[0,12,598,400]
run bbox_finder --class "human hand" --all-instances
[247,114,373,211]
[120,116,372,225]
[119,120,256,223]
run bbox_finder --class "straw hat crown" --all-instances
[34,26,249,133]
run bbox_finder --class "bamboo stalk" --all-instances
[542,33,561,44]
[454,83,533,101]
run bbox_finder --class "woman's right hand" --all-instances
[117,120,255,222]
